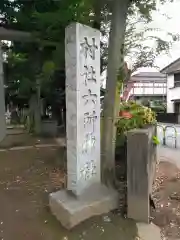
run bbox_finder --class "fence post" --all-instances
[157,124,165,146]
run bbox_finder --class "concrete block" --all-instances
[49,184,118,229]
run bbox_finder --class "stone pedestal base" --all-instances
[49,184,118,229]
[137,223,161,240]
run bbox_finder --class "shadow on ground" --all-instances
[0,148,138,240]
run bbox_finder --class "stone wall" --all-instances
[127,125,157,223]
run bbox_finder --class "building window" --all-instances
[174,73,180,87]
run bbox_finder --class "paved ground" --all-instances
[157,146,180,168]
[157,123,180,149]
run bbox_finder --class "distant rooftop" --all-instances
[130,72,166,82]
[161,57,180,74]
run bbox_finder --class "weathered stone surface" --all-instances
[49,23,118,230]
[136,223,161,240]
[0,43,6,142]
[127,126,157,223]
[49,184,118,229]
[65,23,101,196]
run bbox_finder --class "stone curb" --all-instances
[136,223,161,240]
[0,144,59,152]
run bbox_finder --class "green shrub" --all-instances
[116,101,157,147]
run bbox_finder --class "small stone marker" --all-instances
[0,42,6,142]
[127,127,157,223]
[49,23,118,229]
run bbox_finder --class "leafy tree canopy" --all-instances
[0,0,177,102]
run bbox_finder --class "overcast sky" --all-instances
[140,0,180,72]
[101,1,180,85]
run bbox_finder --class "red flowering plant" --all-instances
[116,101,156,148]
[119,110,133,119]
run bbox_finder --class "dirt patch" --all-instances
[0,148,138,240]
[152,161,180,240]
[0,147,66,240]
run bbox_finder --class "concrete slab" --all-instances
[49,184,118,229]
[136,223,161,240]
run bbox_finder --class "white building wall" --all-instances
[130,82,167,96]
[166,74,177,113]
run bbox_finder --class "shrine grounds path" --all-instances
[0,147,139,240]
[0,143,179,240]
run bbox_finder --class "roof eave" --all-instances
[160,57,180,74]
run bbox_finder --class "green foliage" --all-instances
[149,100,166,112]
[1,0,178,107]
[116,101,157,147]
[1,0,95,105]
[150,104,166,113]
[152,135,160,145]
[101,1,179,73]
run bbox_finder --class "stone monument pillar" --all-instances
[49,23,118,229]
[0,42,6,142]
[66,22,101,195]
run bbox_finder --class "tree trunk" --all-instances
[101,0,130,186]
[92,0,102,30]
[29,94,35,133]
[29,93,41,135]
[35,80,41,135]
